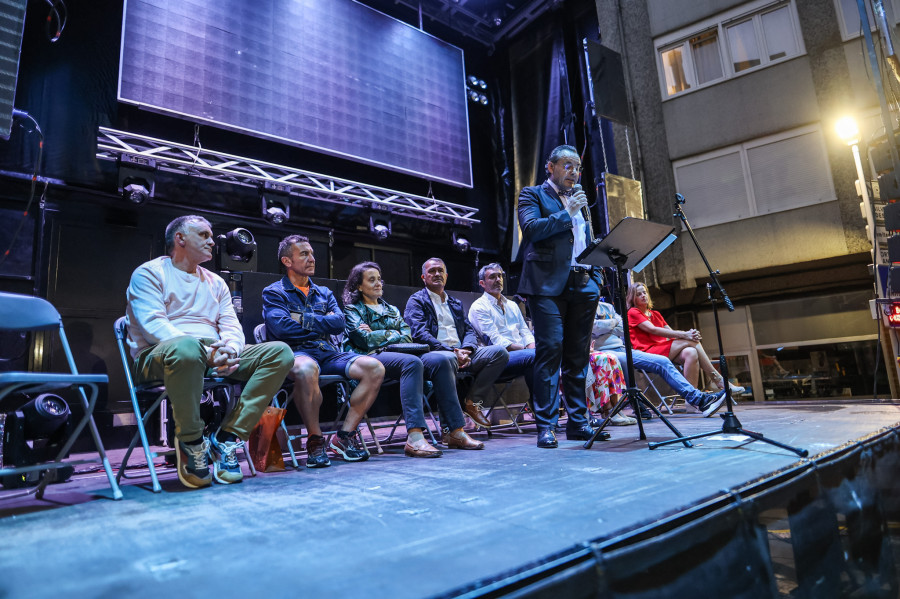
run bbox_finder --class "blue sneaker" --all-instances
[209,430,244,484]
[176,437,211,489]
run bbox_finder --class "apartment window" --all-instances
[656,0,804,98]
[673,125,836,228]
[834,0,877,40]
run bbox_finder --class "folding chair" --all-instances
[252,324,381,467]
[114,317,256,492]
[476,373,532,436]
[635,369,679,414]
[381,379,441,446]
[0,292,123,500]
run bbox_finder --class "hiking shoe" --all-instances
[329,430,370,462]
[176,436,212,489]
[697,391,727,418]
[209,430,244,484]
[305,434,331,468]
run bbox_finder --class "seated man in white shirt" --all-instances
[467,263,535,403]
[126,215,294,489]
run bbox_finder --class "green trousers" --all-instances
[133,335,294,442]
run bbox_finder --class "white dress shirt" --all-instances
[468,292,534,348]
[427,288,461,348]
[547,179,588,267]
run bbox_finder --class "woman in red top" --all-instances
[626,282,738,393]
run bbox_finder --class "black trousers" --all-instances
[528,269,599,429]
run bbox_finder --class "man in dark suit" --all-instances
[405,257,508,438]
[517,144,609,448]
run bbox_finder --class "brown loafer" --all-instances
[463,399,491,428]
[404,438,442,458]
[442,428,485,450]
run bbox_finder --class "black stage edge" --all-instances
[0,402,899,598]
[445,424,900,599]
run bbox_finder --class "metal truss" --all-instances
[96,127,479,225]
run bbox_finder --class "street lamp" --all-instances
[836,116,878,270]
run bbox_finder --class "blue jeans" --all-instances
[501,348,534,399]
[610,348,706,406]
[374,350,465,432]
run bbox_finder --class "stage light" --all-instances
[21,394,70,440]
[217,227,258,272]
[223,228,256,261]
[479,94,489,105]
[467,75,478,86]
[260,181,291,225]
[835,116,859,146]
[368,216,391,241]
[122,181,152,204]
[477,79,487,89]
[117,155,156,205]
[1,393,74,488]
[452,231,470,253]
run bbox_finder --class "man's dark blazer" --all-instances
[404,288,480,352]
[517,181,593,297]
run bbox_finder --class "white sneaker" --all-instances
[610,412,637,426]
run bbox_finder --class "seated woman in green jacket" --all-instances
[342,261,484,456]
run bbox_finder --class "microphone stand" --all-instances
[648,195,808,457]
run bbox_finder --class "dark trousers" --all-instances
[528,271,599,429]
[374,350,466,432]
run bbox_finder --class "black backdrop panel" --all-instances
[118,0,473,187]
[0,0,27,140]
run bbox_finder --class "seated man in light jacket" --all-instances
[592,300,726,418]
[126,215,294,489]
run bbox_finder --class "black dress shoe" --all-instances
[566,424,610,441]
[537,426,558,448]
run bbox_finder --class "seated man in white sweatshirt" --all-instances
[126,215,294,489]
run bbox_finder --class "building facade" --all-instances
[594,0,891,401]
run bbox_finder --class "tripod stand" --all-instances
[648,196,808,457]
[584,251,692,448]
[575,217,689,449]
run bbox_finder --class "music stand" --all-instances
[577,217,691,449]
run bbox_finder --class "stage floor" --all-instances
[1,400,898,599]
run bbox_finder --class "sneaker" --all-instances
[176,436,212,489]
[209,430,244,484]
[697,391,727,417]
[305,434,331,468]
[329,430,370,462]
[610,412,637,426]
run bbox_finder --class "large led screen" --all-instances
[118,0,473,187]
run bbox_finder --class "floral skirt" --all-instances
[585,351,626,412]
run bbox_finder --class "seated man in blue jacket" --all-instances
[404,257,509,429]
[262,234,384,467]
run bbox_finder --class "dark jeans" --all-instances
[374,350,466,432]
[529,271,599,429]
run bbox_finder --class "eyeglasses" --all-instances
[557,161,583,174]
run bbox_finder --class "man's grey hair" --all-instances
[421,257,445,274]
[548,144,578,164]
[165,215,211,255]
[478,262,504,282]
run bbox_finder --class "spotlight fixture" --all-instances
[1,394,73,488]
[452,231,471,253]
[262,197,289,225]
[465,75,489,106]
[117,155,156,205]
[368,215,392,241]
[217,227,258,272]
